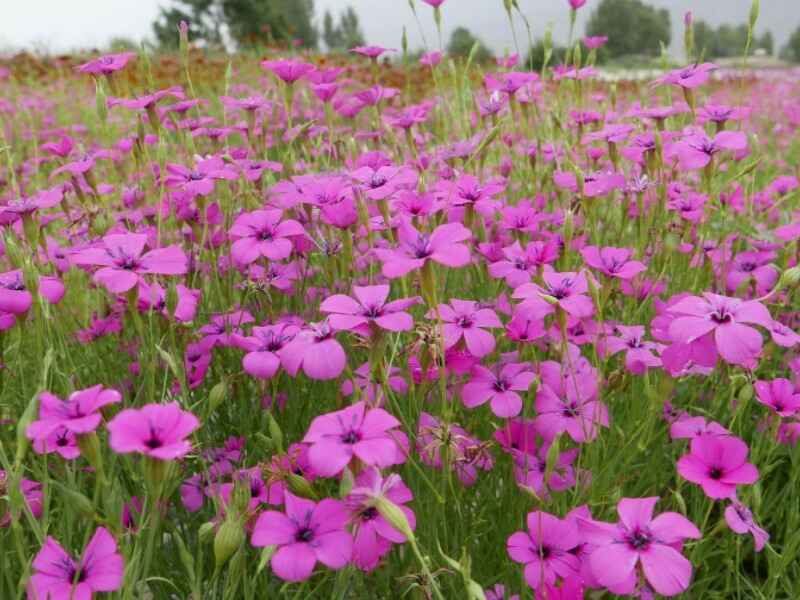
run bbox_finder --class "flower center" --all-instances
[456,315,474,329]
[341,430,360,444]
[627,529,651,550]
[295,527,314,542]
[710,309,732,324]
[709,467,723,480]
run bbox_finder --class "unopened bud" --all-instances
[287,473,316,499]
[198,521,216,544]
[214,517,245,570]
[208,380,227,413]
[267,413,284,453]
[375,497,415,541]
[95,79,108,123]
[749,0,760,29]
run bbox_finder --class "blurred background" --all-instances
[1,0,799,66]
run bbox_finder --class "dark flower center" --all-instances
[370,174,387,188]
[493,379,510,392]
[709,467,723,480]
[257,228,274,241]
[188,172,204,181]
[341,430,360,444]
[361,507,379,521]
[739,262,756,273]
[539,545,552,559]
[364,305,383,318]
[412,236,432,259]
[456,315,474,329]
[710,309,733,324]
[627,530,651,550]
[296,527,314,542]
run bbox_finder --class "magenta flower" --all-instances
[603,325,663,374]
[655,63,718,89]
[754,378,800,417]
[578,497,701,597]
[417,412,493,486]
[421,0,446,6]
[462,362,536,418]
[28,527,124,600]
[234,322,299,380]
[71,233,187,294]
[374,221,471,278]
[261,59,316,84]
[489,241,559,288]
[350,45,395,60]
[77,52,136,75]
[669,415,730,440]
[514,270,595,319]
[583,35,608,49]
[672,130,748,170]
[321,285,419,334]
[433,299,502,358]
[726,251,778,295]
[302,401,405,477]
[0,187,63,222]
[163,158,238,198]
[677,435,759,499]
[0,270,65,315]
[568,0,587,8]
[280,320,346,381]
[26,385,120,444]
[724,501,769,552]
[229,209,306,265]
[251,492,352,582]
[535,366,608,443]
[667,293,773,367]
[581,246,646,280]
[507,511,580,590]
[107,402,200,460]
[346,468,415,571]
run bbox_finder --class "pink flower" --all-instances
[76,52,136,75]
[489,241,559,288]
[677,435,759,499]
[724,501,769,552]
[421,0,446,6]
[420,51,443,67]
[374,221,472,278]
[251,492,352,582]
[261,59,316,84]
[107,402,200,460]
[462,362,536,418]
[71,233,187,294]
[578,497,701,597]
[514,270,595,319]
[26,385,120,443]
[234,322,299,380]
[350,45,395,60]
[583,36,608,49]
[28,527,124,599]
[302,401,405,477]
[346,468,415,571]
[433,299,502,358]
[0,270,65,315]
[581,246,646,280]
[671,131,748,170]
[568,0,587,8]
[754,378,800,417]
[669,416,730,440]
[163,158,238,198]
[535,362,608,443]
[726,251,778,296]
[603,325,662,374]
[229,209,306,265]
[507,511,580,590]
[320,285,419,333]
[667,293,773,368]
[280,320,347,381]
[417,412,493,486]
[654,63,718,89]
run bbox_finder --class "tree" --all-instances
[782,25,800,63]
[585,0,670,59]
[323,6,365,52]
[447,27,491,62]
[152,0,317,50]
[693,20,774,59]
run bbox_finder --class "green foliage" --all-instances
[525,40,567,71]
[323,6,366,52]
[446,27,492,63]
[585,0,670,59]
[781,25,800,63]
[694,20,774,59]
[152,0,318,50]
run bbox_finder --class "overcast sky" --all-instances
[0,0,796,56]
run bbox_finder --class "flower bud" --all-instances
[339,466,355,498]
[376,496,415,541]
[214,517,245,570]
[267,413,284,453]
[208,380,227,413]
[287,473,316,499]
[95,78,108,123]
[198,521,216,544]
[749,0,759,29]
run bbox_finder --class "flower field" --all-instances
[2,3,800,599]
